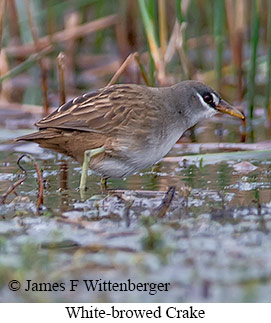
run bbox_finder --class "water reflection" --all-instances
[1,150,270,215]
[0,114,270,213]
[1,116,271,302]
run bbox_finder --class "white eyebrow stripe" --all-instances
[196,93,212,110]
[211,93,219,106]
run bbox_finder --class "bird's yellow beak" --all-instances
[216,99,245,120]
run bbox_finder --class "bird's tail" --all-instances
[15,129,62,142]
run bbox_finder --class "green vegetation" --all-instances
[0,0,270,119]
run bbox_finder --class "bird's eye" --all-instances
[203,93,213,104]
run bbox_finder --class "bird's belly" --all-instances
[138,128,182,166]
[89,145,169,178]
[90,158,138,178]
[90,128,182,178]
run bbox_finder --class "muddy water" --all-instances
[0,112,271,302]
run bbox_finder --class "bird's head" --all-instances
[172,81,245,128]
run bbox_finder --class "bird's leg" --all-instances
[100,177,108,192]
[79,147,105,192]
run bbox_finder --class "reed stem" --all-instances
[57,52,66,106]
[248,0,260,120]
[264,0,271,118]
[25,0,49,115]
[158,0,167,58]
[214,0,224,89]
[138,0,165,84]
[176,0,183,25]
[0,0,7,49]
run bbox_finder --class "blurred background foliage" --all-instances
[0,0,270,121]
[1,2,271,304]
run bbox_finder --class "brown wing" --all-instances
[17,84,165,163]
[35,84,157,134]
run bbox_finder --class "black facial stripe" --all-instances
[202,92,216,108]
[209,101,217,109]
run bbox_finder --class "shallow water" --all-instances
[0,112,271,302]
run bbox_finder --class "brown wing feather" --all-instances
[16,128,107,164]
[18,84,167,165]
[35,84,156,134]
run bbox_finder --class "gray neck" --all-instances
[165,84,216,129]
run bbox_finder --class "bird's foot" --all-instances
[100,177,108,192]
